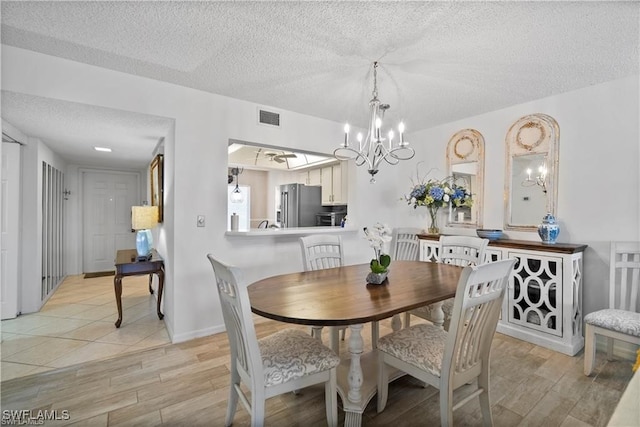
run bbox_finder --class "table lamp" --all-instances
[131,206,159,261]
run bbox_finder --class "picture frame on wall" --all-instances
[150,154,164,222]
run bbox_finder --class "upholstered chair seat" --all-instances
[377,324,446,377]
[260,329,341,387]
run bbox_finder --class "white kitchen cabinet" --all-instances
[419,235,587,356]
[298,171,308,184]
[321,163,347,205]
[298,169,321,186]
[309,168,321,186]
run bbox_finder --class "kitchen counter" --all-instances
[225,226,358,237]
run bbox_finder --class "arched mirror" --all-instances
[504,114,559,230]
[446,129,484,228]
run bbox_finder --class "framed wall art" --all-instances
[150,154,164,222]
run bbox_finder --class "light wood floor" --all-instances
[1,274,170,381]
[1,311,635,426]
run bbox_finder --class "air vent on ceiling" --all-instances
[258,109,280,127]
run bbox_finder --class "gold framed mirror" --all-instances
[504,114,559,230]
[446,129,484,228]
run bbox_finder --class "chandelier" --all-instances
[522,161,548,194]
[334,62,415,183]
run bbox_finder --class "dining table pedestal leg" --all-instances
[346,324,364,403]
[430,301,445,328]
[336,323,366,427]
[391,314,402,332]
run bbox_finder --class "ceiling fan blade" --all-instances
[274,157,285,163]
[276,153,297,159]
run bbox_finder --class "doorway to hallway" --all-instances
[82,170,140,273]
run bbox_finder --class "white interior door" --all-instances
[82,171,139,273]
[1,142,21,319]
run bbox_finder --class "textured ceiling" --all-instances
[1,1,638,168]
[1,91,173,169]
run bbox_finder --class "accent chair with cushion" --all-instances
[377,259,516,427]
[584,241,640,376]
[207,254,340,427]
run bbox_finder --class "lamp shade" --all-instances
[131,206,158,230]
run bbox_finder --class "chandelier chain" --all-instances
[372,62,378,99]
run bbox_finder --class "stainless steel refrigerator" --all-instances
[279,184,322,228]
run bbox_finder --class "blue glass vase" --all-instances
[538,213,560,244]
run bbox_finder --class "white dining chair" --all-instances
[370,227,423,349]
[377,258,515,427]
[299,234,348,350]
[405,235,489,330]
[207,254,340,427]
[584,241,640,376]
[390,227,422,262]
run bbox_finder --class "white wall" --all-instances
[403,75,640,316]
[1,46,374,342]
[16,134,67,313]
[3,45,638,342]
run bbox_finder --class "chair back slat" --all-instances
[300,235,344,271]
[609,242,640,312]
[443,259,515,381]
[207,255,263,388]
[390,228,421,261]
[438,235,489,267]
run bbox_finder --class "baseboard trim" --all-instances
[171,324,226,344]
[84,271,115,278]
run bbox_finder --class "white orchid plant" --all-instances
[363,223,392,274]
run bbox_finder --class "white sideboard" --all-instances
[419,235,588,356]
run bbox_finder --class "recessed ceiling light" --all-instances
[94,147,112,152]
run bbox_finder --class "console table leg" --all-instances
[148,273,154,294]
[156,268,165,320]
[114,275,123,328]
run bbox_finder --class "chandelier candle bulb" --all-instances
[357,132,363,150]
[343,123,350,147]
[388,130,394,149]
[399,122,405,144]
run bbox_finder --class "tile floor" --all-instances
[1,274,170,381]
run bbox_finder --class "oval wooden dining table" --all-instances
[248,260,462,427]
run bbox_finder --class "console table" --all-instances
[418,235,587,355]
[113,249,165,328]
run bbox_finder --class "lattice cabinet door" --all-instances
[419,240,439,262]
[418,234,586,355]
[507,251,563,337]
